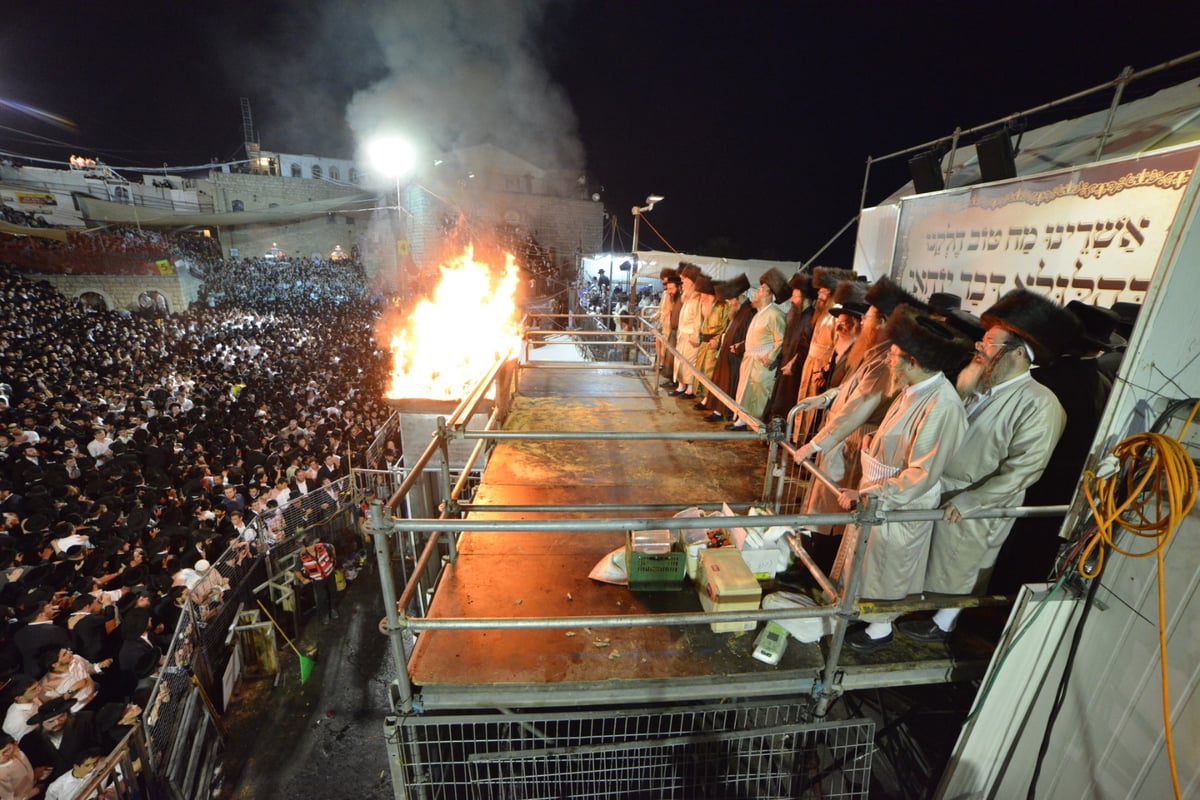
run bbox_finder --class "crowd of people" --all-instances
[651,261,1135,653]
[0,256,394,796]
[191,256,374,313]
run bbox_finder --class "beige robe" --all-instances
[673,292,703,384]
[735,303,786,421]
[804,340,896,535]
[839,372,968,604]
[794,313,837,438]
[925,372,1066,595]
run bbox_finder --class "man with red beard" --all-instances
[793,267,856,441]
[899,290,1076,643]
[792,276,922,576]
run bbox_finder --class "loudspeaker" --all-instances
[908,151,944,194]
[976,132,1017,182]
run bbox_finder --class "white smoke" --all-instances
[347,0,583,176]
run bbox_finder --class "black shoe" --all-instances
[773,568,819,593]
[845,626,893,653]
[692,402,707,411]
[660,380,676,388]
[724,422,748,431]
[669,388,687,396]
[896,619,950,643]
[680,393,696,400]
[703,412,724,422]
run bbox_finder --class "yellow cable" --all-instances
[1078,400,1199,800]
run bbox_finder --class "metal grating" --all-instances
[390,701,873,800]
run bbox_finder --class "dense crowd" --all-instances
[193,257,373,313]
[0,259,393,796]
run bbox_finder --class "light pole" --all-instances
[630,194,664,302]
[365,135,418,295]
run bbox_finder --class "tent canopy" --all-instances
[581,250,810,292]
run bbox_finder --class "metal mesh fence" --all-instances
[391,701,873,800]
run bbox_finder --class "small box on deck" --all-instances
[625,530,686,591]
[695,548,762,632]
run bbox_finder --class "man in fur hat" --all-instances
[690,275,727,405]
[767,271,816,423]
[728,270,788,430]
[701,275,754,422]
[654,269,681,384]
[900,290,1071,643]
[834,305,973,653]
[793,268,857,441]
[790,276,911,574]
[668,263,704,399]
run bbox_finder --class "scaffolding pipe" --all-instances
[371,501,413,711]
[373,505,1068,534]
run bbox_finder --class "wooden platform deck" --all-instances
[406,364,993,710]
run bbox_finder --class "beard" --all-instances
[845,320,881,368]
[955,356,986,400]
[813,294,834,318]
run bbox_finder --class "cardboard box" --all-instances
[695,549,762,632]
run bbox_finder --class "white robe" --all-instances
[840,372,967,604]
[735,303,785,421]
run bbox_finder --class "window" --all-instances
[311,165,323,180]
[329,166,340,181]
[349,168,359,184]
[290,163,302,178]
[231,199,245,212]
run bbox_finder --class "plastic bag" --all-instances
[588,547,628,585]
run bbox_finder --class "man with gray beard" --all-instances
[900,290,1076,643]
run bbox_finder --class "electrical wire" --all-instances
[1068,399,1200,800]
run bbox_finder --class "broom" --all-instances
[257,599,316,684]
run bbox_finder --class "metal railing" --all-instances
[367,322,1070,720]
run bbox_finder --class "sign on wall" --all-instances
[893,145,1200,311]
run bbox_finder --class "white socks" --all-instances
[864,622,893,639]
[932,608,961,632]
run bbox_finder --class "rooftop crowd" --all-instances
[0,253,393,796]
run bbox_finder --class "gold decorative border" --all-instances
[971,167,1193,209]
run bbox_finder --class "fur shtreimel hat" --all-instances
[788,270,818,300]
[830,280,868,308]
[760,268,790,305]
[885,304,975,373]
[716,273,751,301]
[981,290,1082,365]
[865,276,928,318]
[931,308,985,342]
[928,292,963,312]
[677,262,703,282]
[693,274,716,296]
[811,266,856,292]
[659,267,678,281]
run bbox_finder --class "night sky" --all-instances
[3,1,1197,265]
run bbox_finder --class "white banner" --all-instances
[893,145,1200,312]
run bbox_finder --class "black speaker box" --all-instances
[908,152,945,194]
[977,132,1017,182]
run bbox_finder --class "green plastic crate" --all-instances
[625,531,687,591]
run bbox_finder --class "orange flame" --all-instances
[386,245,522,400]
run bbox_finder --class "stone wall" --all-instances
[41,273,188,314]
